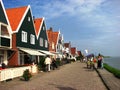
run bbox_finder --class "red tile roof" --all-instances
[6,6,28,32]
[53,32,59,45]
[47,29,53,43]
[34,18,43,36]
[47,29,59,45]
[47,28,59,52]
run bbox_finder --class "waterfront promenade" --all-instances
[0,62,107,90]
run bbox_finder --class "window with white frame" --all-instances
[40,38,43,46]
[21,31,27,43]
[52,42,54,49]
[43,26,45,31]
[1,24,9,37]
[30,34,35,45]
[28,17,31,22]
[45,40,48,48]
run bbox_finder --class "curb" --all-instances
[95,68,110,90]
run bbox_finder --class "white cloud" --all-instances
[31,0,120,56]
[38,0,106,19]
[38,0,119,34]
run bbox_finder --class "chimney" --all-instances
[50,27,53,31]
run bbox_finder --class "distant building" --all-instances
[47,27,64,59]
[63,42,71,59]
[71,47,77,57]
[70,47,77,60]
[77,51,83,56]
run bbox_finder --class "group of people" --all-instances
[86,54,104,70]
[44,55,58,72]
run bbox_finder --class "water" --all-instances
[104,57,120,70]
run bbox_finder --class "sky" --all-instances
[3,0,120,57]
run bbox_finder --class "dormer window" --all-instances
[52,42,54,49]
[28,17,31,22]
[43,26,45,31]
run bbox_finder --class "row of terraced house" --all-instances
[0,0,81,81]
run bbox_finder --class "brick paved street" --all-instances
[0,62,107,90]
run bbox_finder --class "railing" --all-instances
[0,65,38,81]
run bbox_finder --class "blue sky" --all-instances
[3,0,120,56]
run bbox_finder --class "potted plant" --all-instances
[22,69,32,81]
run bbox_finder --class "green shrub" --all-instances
[104,63,120,78]
[56,59,61,66]
[22,69,32,81]
[38,56,46,71]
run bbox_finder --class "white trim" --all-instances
[36,17,44,39]
[0,46,13,50]
[55,31,60,52]
[39,50,54,56]
[0,23,10,38]
[0,0,12,34]
[44,18,49,43]
[0,1,12,48]
[29,6,37,39]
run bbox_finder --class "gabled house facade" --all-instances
[0,0,12,65]
[56,31,64,59]
[6,5,44,66]
[71,47,77,59]
[63,42,71,59]
[47,27,57,53]
[34,18,48,51]
[47,27,64,59]
[77,51,82,57]
[34,18,53,56]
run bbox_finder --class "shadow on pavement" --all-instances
[49,83,77,90]
[56,86,77,90]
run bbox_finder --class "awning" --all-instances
[39,50,55,56]
[19,48,45,56]
[86,53,94,58]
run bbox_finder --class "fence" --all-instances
[0,65,38,81]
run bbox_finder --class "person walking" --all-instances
[97,54,103,69]
[44,55,52,72]
[52,58,58,70]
